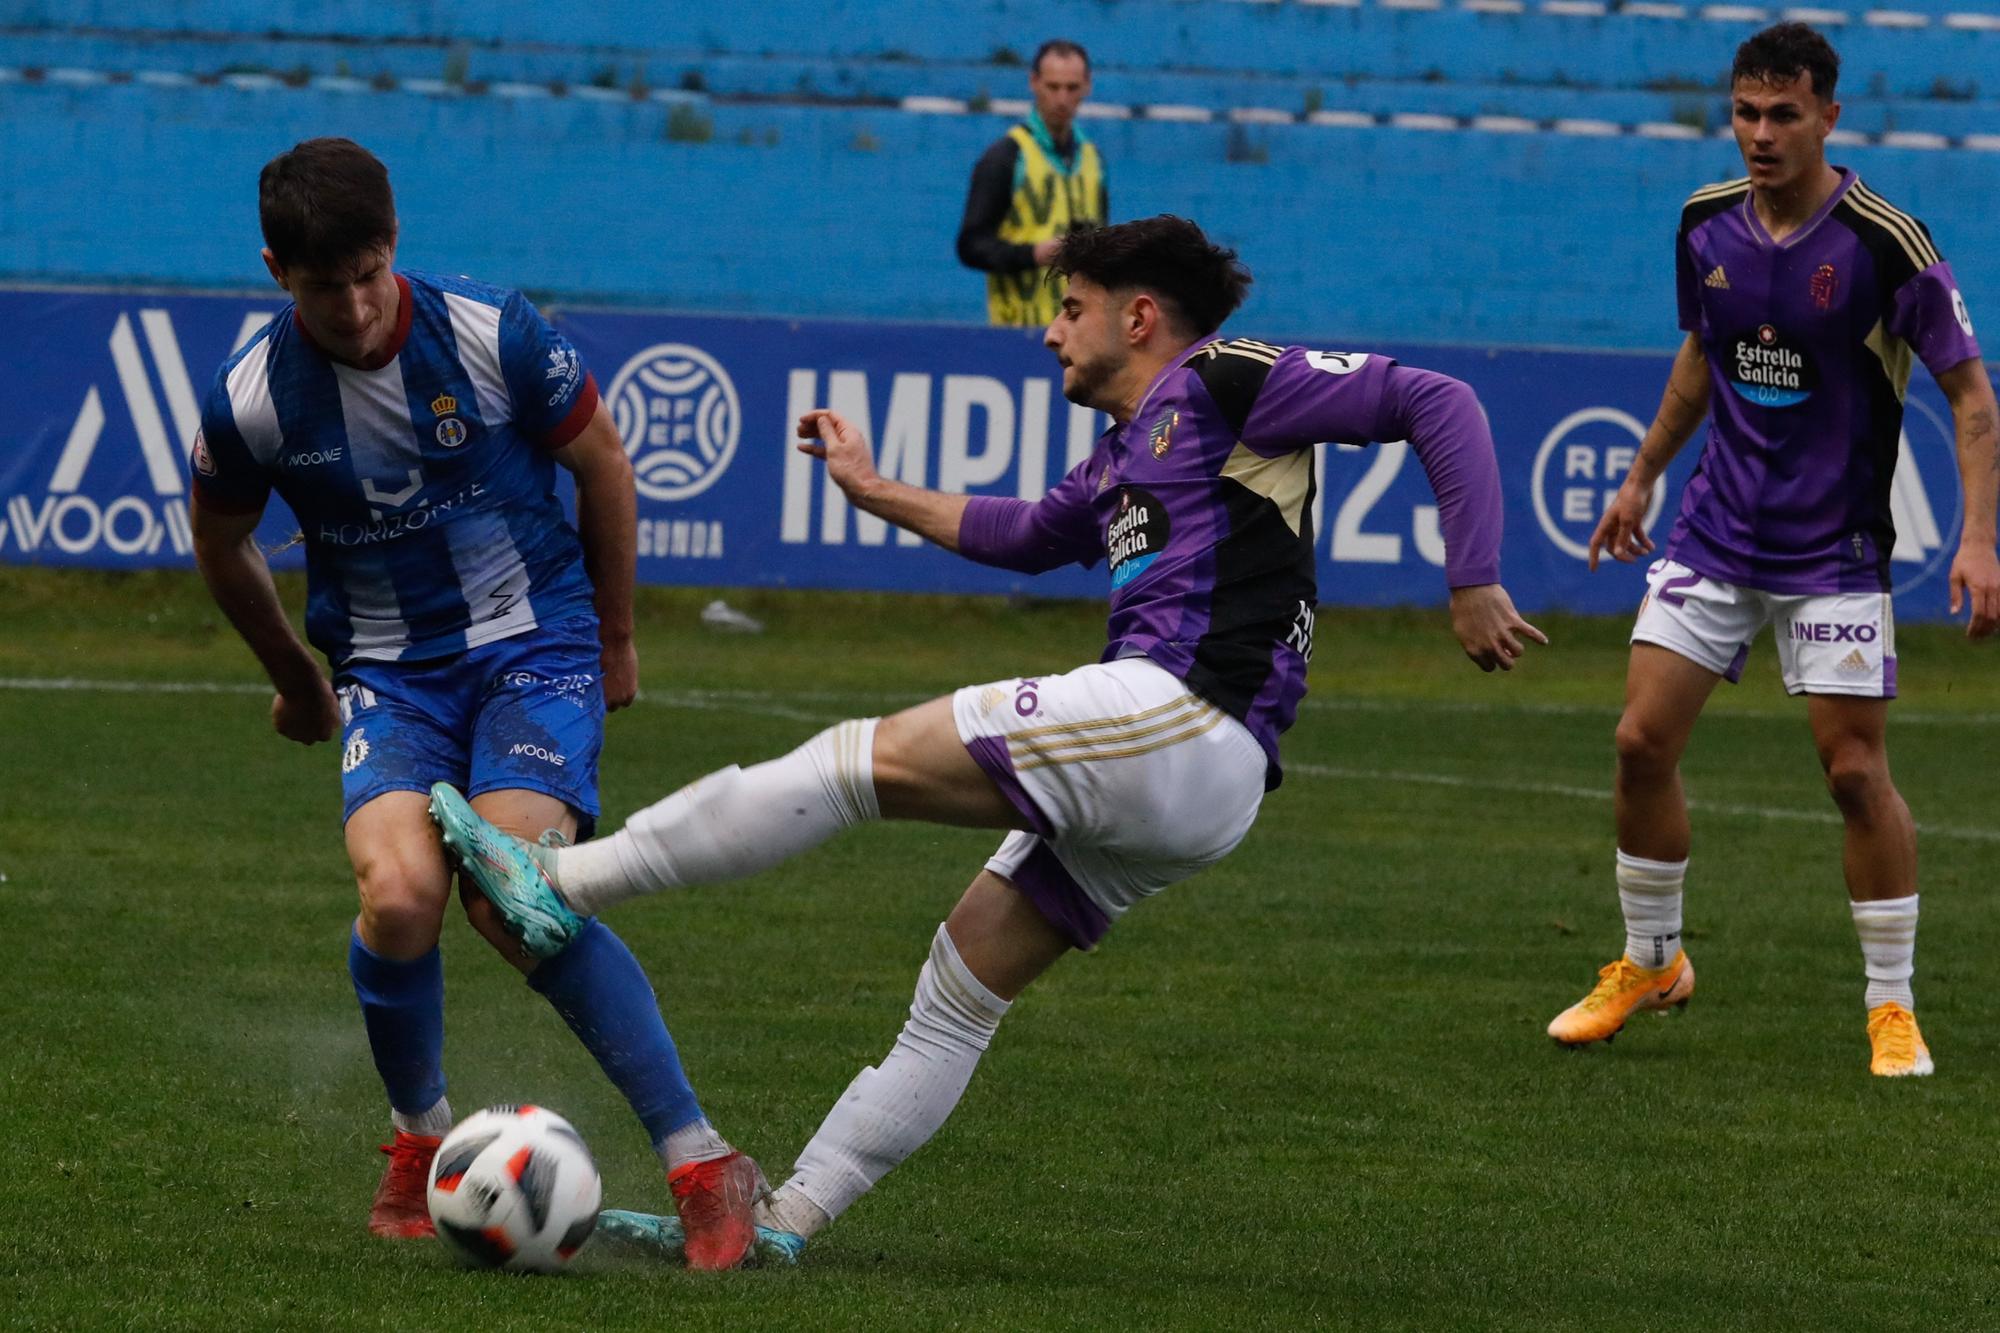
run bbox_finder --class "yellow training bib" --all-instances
[987,125,1106,327]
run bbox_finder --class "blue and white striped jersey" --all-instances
[194,270,601,666]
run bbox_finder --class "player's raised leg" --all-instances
[345,791,458,1239]
[1805,694,1930,1076]
[460,785,769,1267]
[1549,640,1724,1046]
[755,869,1072,1261]
[432,695,1025,955]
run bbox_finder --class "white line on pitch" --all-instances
[0,676,267,695]
[1288,762,2000,844]
[9,676,1994,842]
[0,675,851,724]
[6,675,1999,728]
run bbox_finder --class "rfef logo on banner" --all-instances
[1,309,267,560]
[606,343,741,502]
[1531,407,1662,561]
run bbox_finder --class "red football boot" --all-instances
[668,1151,766,1271]
[369,1129,442,1239]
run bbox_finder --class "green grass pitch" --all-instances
[3,569,1998,1330]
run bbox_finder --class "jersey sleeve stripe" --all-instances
[441,291,514,426]
[1684,177,1751,205]
[1848,185,1941,268]
[1849,183,1938,263]
[223,335,283,465]
[1846,194,1938,272]
[1214,343,1279,366]
[1851,183,1940,261]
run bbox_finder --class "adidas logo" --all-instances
[1704,266,1730,289]
[1837,648,1870,673]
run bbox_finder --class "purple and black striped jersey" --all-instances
[959,339,1505,786]
[1668,169,1982,594]
[193,270,602,666]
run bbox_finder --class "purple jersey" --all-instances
[1667,170,1982,594]
[959,340,1504,785]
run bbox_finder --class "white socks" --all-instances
[775,924,1011,1234]
[658,1117,735,1171]
[1617,849,1686,971]
[1851,894,1919,1010]
[392,1095,453,1137]
[1616,854,1918,1009]
[553,718,881,915]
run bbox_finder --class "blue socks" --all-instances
[528,919,704,1145]
[347,926,447,1117]
[348,918,703,1149]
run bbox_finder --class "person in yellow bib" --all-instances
[956,39,1109,327]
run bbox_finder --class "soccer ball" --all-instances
[426,1105,602,1273]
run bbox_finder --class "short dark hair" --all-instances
[258,137,397,271]
[1032,39,1090,77]
[1055,216,1252,338]
[1732,21,1840,99]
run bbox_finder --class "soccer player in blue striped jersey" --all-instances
[1547,25,1999,1075]
[189,138,764,1268]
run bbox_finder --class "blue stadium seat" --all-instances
[3,71,1991,352]
[3,0,1994,349]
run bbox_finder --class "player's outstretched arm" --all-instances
[1358,364,1547,671]
[189,493,337,744]
[556,403,640,709]
[796,409,973,551]
[1589,332,1712,570]
[1938,358,2000,639]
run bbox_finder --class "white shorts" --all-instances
[951,657,1267,948]
[1632,559,1897,698]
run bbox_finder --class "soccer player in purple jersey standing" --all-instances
[1546,24,1999,1075]
[189,138,765,1267]
[432,214,1545,1262]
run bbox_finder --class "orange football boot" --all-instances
[1548,951,1694,1046]
[1866,1002,1934,1077]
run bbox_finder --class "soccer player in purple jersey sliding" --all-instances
[1546,24,1998,1075]
[189,138,764,1267]
[431,214,1544,1263]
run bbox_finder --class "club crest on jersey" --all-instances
[1148,409,1179,459]
[1728,324,1816,408]
[1809,264,1838,311]
[431,393,467,448]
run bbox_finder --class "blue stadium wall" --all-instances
[4,0,1999,349]
[3,2,1995,620]
[6,82,1996,350]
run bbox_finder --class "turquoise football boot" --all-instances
[428,782,586,959]
[750,1225,807,1267]
[595,1209,804,1269]
[596,1208,687,1259]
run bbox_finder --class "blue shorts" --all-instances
[333,615,604,833]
